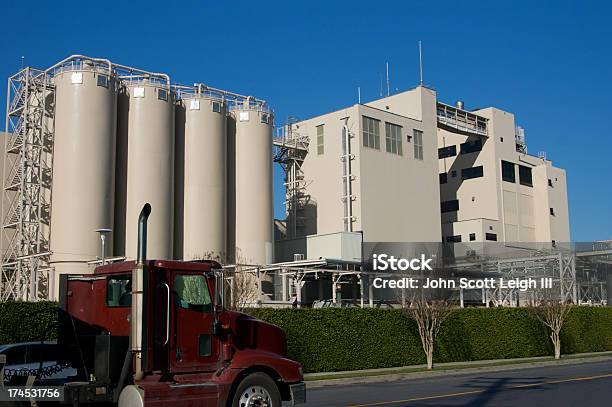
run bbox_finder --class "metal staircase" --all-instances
[1,67,55,301]
[273,117,310,238]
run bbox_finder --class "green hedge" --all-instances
[2,302,612,373]
[249,307,612,373]
[0,301,58,344]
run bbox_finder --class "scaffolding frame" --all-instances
[1,67,54,300]
[273,118,310,238]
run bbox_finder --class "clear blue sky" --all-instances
[1,0,610,241]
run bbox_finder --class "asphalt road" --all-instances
[302,359,612,407]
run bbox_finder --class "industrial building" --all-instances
[270,86,608,307]
[437,102,570,247]
[274,85,569,257]
[1,55,274,301]
[1,55,607,307]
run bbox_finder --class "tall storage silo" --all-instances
[231,104,274,267]
[181,94,227,260]
[50,63,117,275]
[124,82,175,259]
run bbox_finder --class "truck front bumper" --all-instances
[289,382,306,405]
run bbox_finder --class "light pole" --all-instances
[95,228,112,265]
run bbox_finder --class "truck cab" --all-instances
[55,205,305,407]
[58,260,304,406]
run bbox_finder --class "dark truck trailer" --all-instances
[46,203,305,407]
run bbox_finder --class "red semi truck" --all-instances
[49,204,305,406]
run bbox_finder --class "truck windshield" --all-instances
[107,275,131,307]
[174,275,212,312]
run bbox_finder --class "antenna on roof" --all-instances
[357,86,361,104]
[386,62,390,96]
[379,73,383,97]
[20,56,25,70]
[418,41,424,86]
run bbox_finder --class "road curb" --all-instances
[305,355,612,389]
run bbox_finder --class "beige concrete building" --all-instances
[437,103,570,246]
[275,86,570,263]
[279,86,442,252]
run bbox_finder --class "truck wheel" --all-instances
[231,372,281,407]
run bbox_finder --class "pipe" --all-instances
[137,203,151,265]
[132,203,151,380]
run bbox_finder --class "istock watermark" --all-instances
[372,254,433,271]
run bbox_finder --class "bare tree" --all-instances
[194,250,261,312]
[224,266,261,312]
[398,274,453,370]
[529,284,571,360]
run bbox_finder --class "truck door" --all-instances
[170,273,219,372]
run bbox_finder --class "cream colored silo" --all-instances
[124,82,175,259]
[180,95,227,260]
[230,105,274,266]
[50,65,117,275]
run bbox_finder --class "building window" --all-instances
[385,122,402,155]
[96,75,108,88]
[212,101,221,113]
[316,124,324,155]
[550,208,555,216]
[157,89,168,101]
[460,139,483,154]
[519,165,533,187]
[362,116,380,150]
[106,275,132,307]
[261,113,270,124]
[548,179,553,187]
[441,199,459,213]
[469,233,476,241]
[413,129,424,160]
[439,173,448,184]
[451,170,457,178]
[438,145,457,159]
[501,160,516,183]
[461,166,484,180]
[446,235,462,243]
[485,233,497,241]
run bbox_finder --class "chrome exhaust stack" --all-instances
[132,203,151,379]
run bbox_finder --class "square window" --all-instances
[316,124,324,155]
[133,87,145,98]
[71,72,83,84]
[461,166,484,180]
[485,233,497,241]
[519,165,533,187]
[158,89,168,101]
[190,100,200,110]
[96,75,108,88]
[501,161,516,183]
[469,233,476,241]
[385,122,402,155]
[438,145,457,159]
[439,173,448,184]
[413,129,424,160]
[362,116,380,150]
[212,101,221,113]
[261,113,269,124]
[441,199,459,213]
